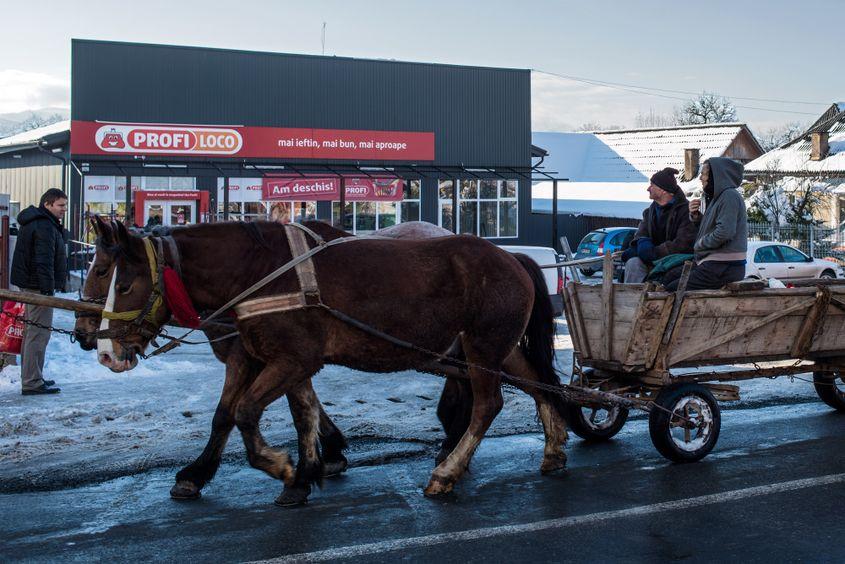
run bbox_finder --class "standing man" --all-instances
[663,158,748,291]
[11,188,69,395]
[621,167,697,282]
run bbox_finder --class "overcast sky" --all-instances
[1,0,841,134]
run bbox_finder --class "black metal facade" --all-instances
[71,40,530,168]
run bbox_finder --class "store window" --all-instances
[331,179,421,234]
[438,179,517,238]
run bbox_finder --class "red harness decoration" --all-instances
[162,267,202,328]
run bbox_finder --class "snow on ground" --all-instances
[0,296,823,491]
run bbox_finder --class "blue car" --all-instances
[574,227,637,276]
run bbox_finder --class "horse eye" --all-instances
[95,268,109,278]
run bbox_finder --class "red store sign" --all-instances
[71,121,435,161]
[261,177,404,201]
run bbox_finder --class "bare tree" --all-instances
[746,160,832,225]
[674,92,737,125]
[757,121,806,152]
[633,108,675,128]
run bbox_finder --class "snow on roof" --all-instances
[745,110,845,174]
[0,120,70,148]
[533,123,747,183]
[532,181,651,219]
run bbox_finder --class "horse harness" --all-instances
[98,223,375,347]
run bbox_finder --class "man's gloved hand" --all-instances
[637,237,656,263]
[621,245,637,262]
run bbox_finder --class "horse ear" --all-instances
[92,215,115,245]
[114,220,132,249]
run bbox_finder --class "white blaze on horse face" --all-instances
[97,265,118,364]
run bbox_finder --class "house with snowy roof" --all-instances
[532,123,764,221]
[744,103,845,229]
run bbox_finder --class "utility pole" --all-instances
[321,22,326,55]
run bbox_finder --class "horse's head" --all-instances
[92,216,169,372]
[74,218,120,350]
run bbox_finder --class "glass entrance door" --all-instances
[168,202,195,226]
[143,200,196,227]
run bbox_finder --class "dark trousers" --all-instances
[663,261,746,291]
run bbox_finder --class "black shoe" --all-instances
[22,384,61,395]
[43,379,55,386]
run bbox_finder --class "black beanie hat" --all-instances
[650,167,681,195]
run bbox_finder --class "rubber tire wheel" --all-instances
[566,370,629,442]
[813,371,845,411]
[820,270,836,280]
[566,402,629,442]
[648,383,721,463]
[580,268,595,277]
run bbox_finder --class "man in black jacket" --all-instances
[621,167,697,283]
[11,188,69,395]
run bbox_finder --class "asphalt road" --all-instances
[2,402,844,563]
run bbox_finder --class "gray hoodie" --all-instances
[692,157,747,263]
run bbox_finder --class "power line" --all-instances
[533,69,824,117]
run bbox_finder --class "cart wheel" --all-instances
[813,371,845,412]
[566,370,629,442]
[648,383,720,463]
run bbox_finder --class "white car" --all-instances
[498,245,563,316]
[746,241,842,282]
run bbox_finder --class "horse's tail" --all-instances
[512,253,569,419]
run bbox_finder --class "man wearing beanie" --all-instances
[621,167,697,283]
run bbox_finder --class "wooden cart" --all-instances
[560,254,845,462]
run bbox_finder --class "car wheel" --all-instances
[820,269,836,279]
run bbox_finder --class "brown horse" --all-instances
[91,218,569,502]
[75,219,349,503]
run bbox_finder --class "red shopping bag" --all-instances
[0,301,26,355]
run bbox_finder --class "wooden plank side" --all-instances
[619,290,648,365]
[791,290,831,358]
[668,300,812,365]
[810,307,845,353]
[601,253,614,361]
[682,316,808,362]
[566,284,592,360]
[681,294,834,318]
[623,297,673,368]
[584,320,633,363]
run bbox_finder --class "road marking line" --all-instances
[251,472,845,563]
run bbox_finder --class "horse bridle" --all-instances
[97,237,169,341]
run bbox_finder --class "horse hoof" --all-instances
[423,477,454,497]
[170,480,202,500]
[322,458,348,478]
[540,454,568,475]
[274,485,311,507]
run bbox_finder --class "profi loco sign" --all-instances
[93,124,243,155]
[72,120,435,161]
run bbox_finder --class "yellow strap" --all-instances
[102,238,164,322]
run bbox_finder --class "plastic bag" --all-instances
[0,301,26,355]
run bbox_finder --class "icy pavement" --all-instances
[0,298,822,492]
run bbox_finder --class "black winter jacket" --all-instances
[627,192,697,260]
[11,206,69,294]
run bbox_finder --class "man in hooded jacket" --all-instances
[11,188,69,395]
[663,157,748,291]
[621,167,697,283]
